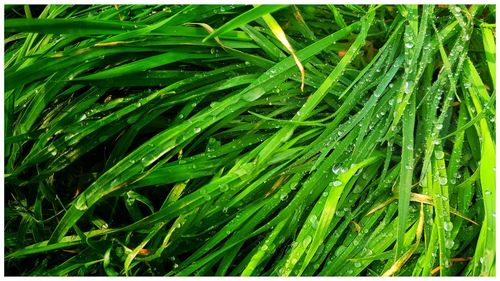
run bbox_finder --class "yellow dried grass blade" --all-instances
[382,203,424,276]
[260,12,305,92]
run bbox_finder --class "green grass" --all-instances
[3,4,496,276]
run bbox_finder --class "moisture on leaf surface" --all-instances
[3,4,496,277]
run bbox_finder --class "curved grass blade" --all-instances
[203,5,287,42]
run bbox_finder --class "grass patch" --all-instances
[4,4,496,276]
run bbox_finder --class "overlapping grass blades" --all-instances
[4,4,496,276]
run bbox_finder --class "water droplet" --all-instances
[444,221,453,231]
[404,81,413,93]
[331,180,342,187]
[435,151,444,159]
[405,42,414,49]
[332,165,341,174]
[79,113,87,121]
[303,235,312,247]
[439,177,448,185]
[336,208,345,216]
[445,239,455,249]
[354,261,362,268]
[435,123,443,130]
[194,127,201,133]
[141,154,157,166]
[354,168,363,176]
[280,193,288,201]
[309,215,318,229]
[74,195,88,211]
[406,144,413,150]
[322,191,329,197]
[219,184,229,192]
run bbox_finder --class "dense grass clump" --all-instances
[4,4,496,276]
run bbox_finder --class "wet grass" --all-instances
[4,4,496,276]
